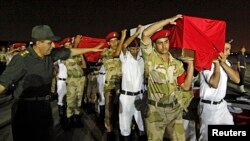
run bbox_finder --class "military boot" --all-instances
[73,114,84,128]
[58,105,68,130]
[106,132,115,141]
[120,134,131,141]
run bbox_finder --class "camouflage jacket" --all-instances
[141,40,192,109]
[65,55,84,78]
[101,48,122,82]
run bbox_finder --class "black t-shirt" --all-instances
[0,46,70,99]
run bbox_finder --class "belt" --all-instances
[99,72,106,75]
[121,90,143,96]
[201,99,223,105]
[20,95,51,101]
[58,78,66,81]
[68,76,83,78]
[148,99,178,108]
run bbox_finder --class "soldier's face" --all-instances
[241,47,246,53]
[154,38,169,55]
[39,40,54,55]
[128,47,139,56]
[224,43,231,58]
[108,38,118,50]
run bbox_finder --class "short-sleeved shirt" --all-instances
[57,60,67,79]
[101,48,122,82]
[120,50,144,92]
[141,40,184,103]
[0,46,70,99]
[199,60,230,101]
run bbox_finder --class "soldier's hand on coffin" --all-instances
[213,59,219,64]
[218,52,227,63]
[182,59,193,66]
[136,25,142,33]
[169,14,183,25]
[74,35,82,44]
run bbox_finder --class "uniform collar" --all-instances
[27,46,41,59]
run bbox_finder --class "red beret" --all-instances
[53,42,61,48]
[58,37,72,46]
[151,29,170,41]
[12,43,26,48]
[106,32,119,41]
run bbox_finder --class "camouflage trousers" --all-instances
[85,78,98,104]
[66,76,86,118]
[146,102,185,141]
[104,79,120,132]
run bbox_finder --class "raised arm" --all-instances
[219,52,240,84]
[70,43,104,57]
[112,29,127,57]
[73,35,82,48]
[122,25,142,54]
[208,60,221,88]
[141,14,182,45]
[180,60,194,91]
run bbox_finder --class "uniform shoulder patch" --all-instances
[20,50,29,57]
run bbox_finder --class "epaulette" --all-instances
[20,50,29,57]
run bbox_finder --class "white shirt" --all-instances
[57,60,67,79]
[120,50,144,92]
[199,60,230,101]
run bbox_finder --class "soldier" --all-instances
[198,42,240,141]
[237,45,247,93]
[102,29,126,139]
[59,36,87,128]
[6,43,26,65]
[118,25,147,141]
[0,46,7,74]
[141,14,194,141]
[55,58,68,129]
[97,61,106,122]
[85,62,100,114]
[0,25,103,141]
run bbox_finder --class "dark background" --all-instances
[0,0,249,52]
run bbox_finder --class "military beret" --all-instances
[53,42,61,48]
[151,29,170,41]
[106,32,119,41]
[12,43,26,48]
[58,37,72,46]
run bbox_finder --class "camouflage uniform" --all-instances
[141,40,187,141]
[65,55,86,117]
[102,48,122,132]
[85,66,99,104]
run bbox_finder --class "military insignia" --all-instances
[20,50,29,57]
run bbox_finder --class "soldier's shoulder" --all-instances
[20,50,30,57]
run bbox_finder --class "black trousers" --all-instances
[11,99,53,141]
[238,68,246,85]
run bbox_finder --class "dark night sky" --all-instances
[0,0,249,52]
